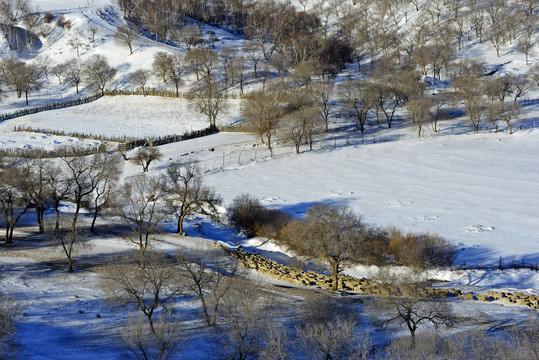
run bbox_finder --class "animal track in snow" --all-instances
[388,200,414,207]
[467,225,495,233]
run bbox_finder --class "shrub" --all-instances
[55,16,71,29]
[56,15,66,28]
[389,228,457,268]
[43,13,55,23]
[227,194,290,238]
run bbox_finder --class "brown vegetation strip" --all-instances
[221,245,538,310]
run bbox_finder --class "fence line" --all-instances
[0,143,109,158]
[0,93,103,122]
[105,88,243,100]
[118,125,219,151]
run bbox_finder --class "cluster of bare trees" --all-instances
[51,54,117,95]
[0,57,42,104]
[108,250,535,360]
[0,148,220,272]
[118,0,248,41]
[0,0,42,54]
[0,54,117,103]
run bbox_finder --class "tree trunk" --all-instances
[177,213,187,234]
[147,314,155,334]
[4,226,11,243]
[9,224,15,243]
[330,260,339,291]
[91,209,98,233]
[37,208,45,233]
[55,208,61,230]
[410,327,416,349]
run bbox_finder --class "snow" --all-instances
[0,96,241,142]
[0,0,538,358]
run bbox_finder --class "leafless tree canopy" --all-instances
[103,252,183,334]
[218,280,278,360]
[115,175,166,268]
[371,268,456,349]
[175,247,236,326]
[161,163,221,235]
[0,292,23,360]
[83,54,117,95]
[131,146,163,173]
[278,203,385,291]
[121,311,183,360]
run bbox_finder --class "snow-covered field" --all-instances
[0,96,242,146]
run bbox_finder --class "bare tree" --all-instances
[161,163,221,235]
[190,82,227,129]
[230,57,247,94]
[83,54,117,95]
[244,42,261,78]
[115,24,138,55]
[407,98,429,138]
[242,88,285,156]
[65,58,83,93]
[245,4,279,62]
[427,91,450,133]
[68,31,86,57]
[88,25,98,43]
[220,46,237,88]
[517,16,535,65]
[218,280,277,360]
[35,54,52,80]
[0,292,23,359]
[281,112,305,154]
[152,52,186,97]
[312,80,334,132]
[121,312,183,360]
[340,78,375,133]
[44,163,73,230]
[1,58,42,104]
[258,324,293,360]
[175,247,236,326]
[61,151,110,232]
[492,102,521,134]
[453,74,486,133]
[281,99,320,153]
[0,163,29,243]
[484,75,512,105]
[371,268,456,349]
[512,74,533,106]
[185,47,218,86]
[278,204,378,291]
[128,69,152,96]
[131,146,163,173]
[531,64,539,88]
[177,25,203,50]
[46,217,83,272]
[117,0,137,18]
[87,153,123,233]
[296,295,371,360]
[116,175,166,268]
[16,156,52,233]
[152,52,170,83]
[104,252,183,334]
[51,62,67,84]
